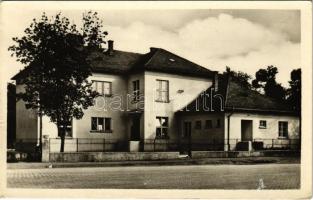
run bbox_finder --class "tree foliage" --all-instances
[252,65,286,101]
[223,66,252,89]
[286,68,301,111]
[9,11,107,152]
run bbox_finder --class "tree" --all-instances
[252,65,286,101]
[9,11,107,152]
[286,68,301,149]
[223,66,252,89]
[286,68,301,111]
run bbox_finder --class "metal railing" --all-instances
[13,137,300,153]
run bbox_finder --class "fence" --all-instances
[13,137,300,153]
[14,138,41,153]
[49,138,128,153]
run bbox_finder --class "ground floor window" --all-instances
[205,120,213,129]
[259,120,267,129]
[195,120,202,129]
[278,121,288,138]
[91,117,112,132]
[156,117,169,139]
[58,121,72,137]
[216,119,221,128]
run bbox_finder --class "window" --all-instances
[205,120,213,129]
[91,117,112,132]
[216,119,221,128]
[195,120,202,129]
[58,121,72,137]
[278,121,288,138]
[156,117,169,139]
[92,81,112,96]
[259,120,267,129]
[105,118,112,131]
[156,80,169,102]
[132,80,140,101]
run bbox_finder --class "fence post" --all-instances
[103,139,105,152]
[42,135,50,162]
[153,139,156,152]
[76,138,79,152]
[272,139,274,149]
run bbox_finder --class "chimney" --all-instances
[107,40,114,55]
[213,72,219,91]
[150,47,158,53]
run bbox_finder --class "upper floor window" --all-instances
[156,80,169,103]
[91,117,113,133]
[156,116,169,139]
[132,80,140,101]
[92,81,112,96]
[259,120,267,129]
[278,121,288,138]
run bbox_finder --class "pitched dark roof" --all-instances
[12,47,215,80]
[89,49,143,74]
[131,48,215,78]
[178,75,297,115]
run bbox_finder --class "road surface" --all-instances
[7,164,300,189]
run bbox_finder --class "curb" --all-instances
[7,157,300,169]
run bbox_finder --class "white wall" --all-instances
[224,112,300,150]
[144,71,212,140]
[75,73,129,140]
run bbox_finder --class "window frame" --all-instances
[278,121,288,138]
[205,120,213,129]
[216,119,221,128]
[155,116,169,139]
[259,120,267,129]
[91,117,113,133]
[92,80,112,97]
[57,121,73,138]
[132,80,140,102]
[156,79,169,103]
[195,120,202,130]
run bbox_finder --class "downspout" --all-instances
[227,107,234,151]
[224,74,233,151]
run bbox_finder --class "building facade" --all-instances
[11,41,300,154]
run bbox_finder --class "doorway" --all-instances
[241,120,253,141]
[130,115,140,141]
[181,121,192,155]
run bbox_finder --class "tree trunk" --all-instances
[58,125,66,152]
[39,113,43,160]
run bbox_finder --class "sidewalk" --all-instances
[7,156,300,169]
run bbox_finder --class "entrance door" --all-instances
[181,121,192,155]
[130,116,140,141]
[241,120,253,141]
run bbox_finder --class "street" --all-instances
[7,164,300,189]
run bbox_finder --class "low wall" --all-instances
[49,152,180,162]
[191,150,300,159]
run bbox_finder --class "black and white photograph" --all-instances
[0,1,312,199]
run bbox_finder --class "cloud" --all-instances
[2,11,300,87]
[106,13,300,86]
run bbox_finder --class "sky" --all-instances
[1,6,301,87]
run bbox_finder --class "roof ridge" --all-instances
[143,48,159,67]
[224,75,231,108]
[113,49,143,56]
[157,48,215,73]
